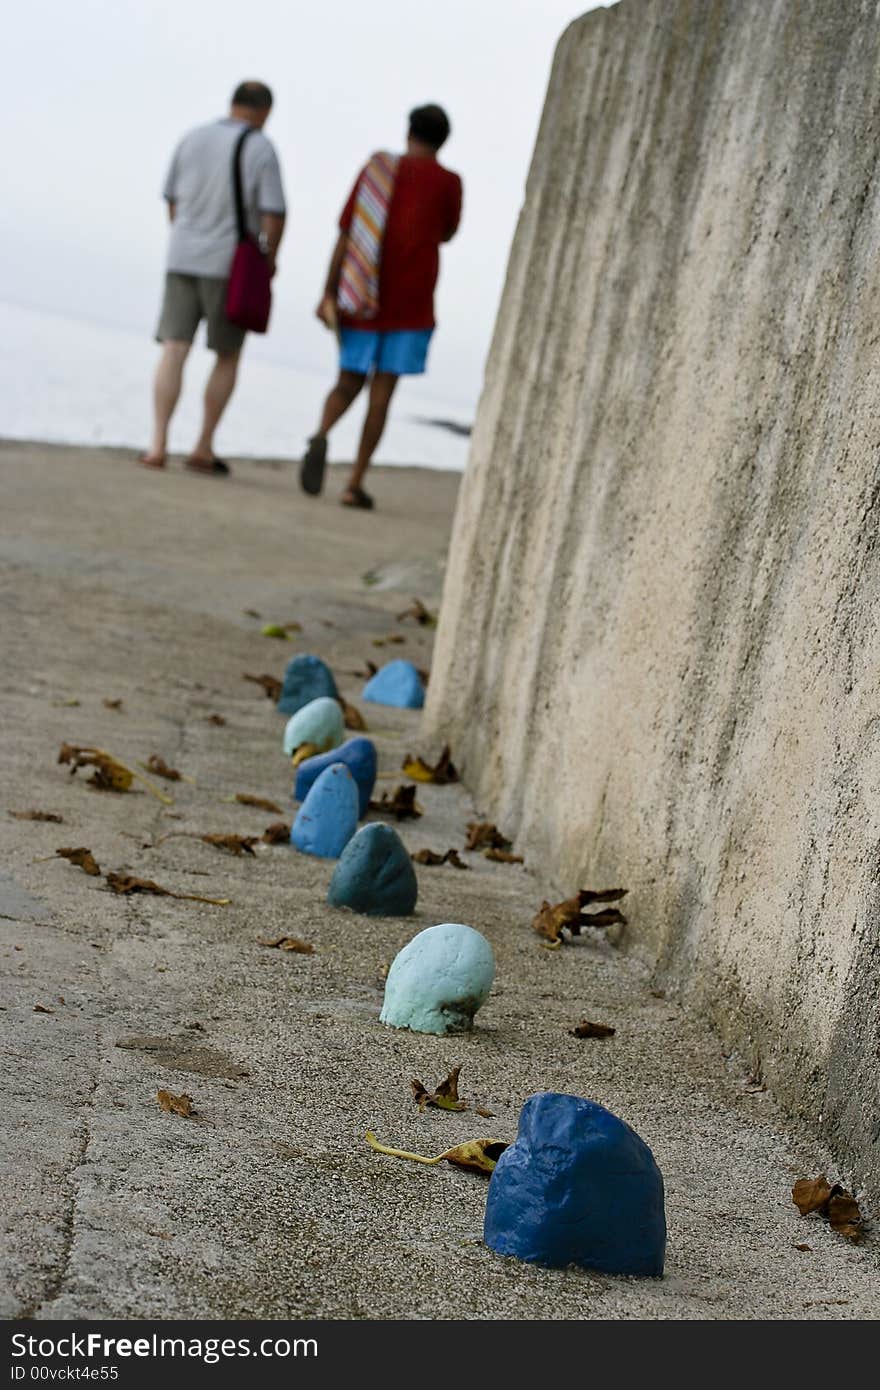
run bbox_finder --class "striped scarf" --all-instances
[337,151,400,319]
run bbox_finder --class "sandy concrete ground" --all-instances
[1,439,877,1321]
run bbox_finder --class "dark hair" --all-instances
[408,104,451,150]
[231,81,273,111]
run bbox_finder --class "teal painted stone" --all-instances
[282,696,345,758]
[484,1092,666,1277]
[290,763,359,858]
[278,654,339,716]
[327,823,417,916]
[380,922,494,1033]
[362,659,425,710]
[295,737,377,819]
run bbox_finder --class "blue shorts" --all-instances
[339,327,433,377]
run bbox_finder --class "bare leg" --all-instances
[319,370,365,435]
[345,371,398,494]
[144,340,190,464]
[191,350,241,461]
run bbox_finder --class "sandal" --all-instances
[340,486,374,510]
[184,456,231,476]
[300,434,328,495]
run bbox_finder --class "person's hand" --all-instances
[316,295,338,331]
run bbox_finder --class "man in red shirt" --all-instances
[300,104,462,509]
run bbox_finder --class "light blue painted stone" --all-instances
[362,659,425,710]
[282,696,345,758]
[290,763,359,859]
[277,653,339,716]
[380,922,495,1034]
[484,1092,666,1277]
[295,737,377,819]
[327,823,417,916]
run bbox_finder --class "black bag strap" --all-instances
[232,125,256,243]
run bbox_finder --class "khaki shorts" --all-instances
[156,272,246,354]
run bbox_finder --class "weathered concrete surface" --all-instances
[2,442,878,1318]
[425,0,880,1195]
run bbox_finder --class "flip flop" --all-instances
[184,456,231,476]
[139,454,166,470]
[340,486,374,510]
[300,434,328,495]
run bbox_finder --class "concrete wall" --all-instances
[425,0,880,1192]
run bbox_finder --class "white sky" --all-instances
[2,0,604,407]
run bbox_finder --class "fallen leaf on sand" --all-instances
[233,793,284,815]
[199,834,258,856]
[570,1019,616,1039]
[157,1089,193,1117]
[465,822,511,851]
[256,935,314,954]
[57,743,173,804]
[283,621,303,633]
[385,633,405,644]
[53,698,81,708]
[792,1175,863,1243]
[396,598,436,627]
[33,1003,54,1014]
[243,608,261,619]
[411,848,470,870]
[339,698,367,731]
[365,1131,507,1175]
[262,822,291,844]
[794,1243,812,1252]
[410,1065,493,1117]
[103,697,123,711]
[260,624,290,639]
[56,847,101,877]
[144,754,182,781]
[532,888,628,946]
[369,785,423,820]
[485,848,524,864]
[206,713,227,726]
[401,744,458,785]
[105,872,230,906]
[417,668,430,687]
[10,810,64,823]
[349,660,378,679]
[290,742,320,769]
[243,673,283,701]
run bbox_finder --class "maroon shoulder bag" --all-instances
[225,126,272,333]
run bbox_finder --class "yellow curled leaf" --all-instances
[401,756,437,783]
[290,742,321,768]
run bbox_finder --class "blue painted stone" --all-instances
[295,737,377,819]
[362,659,425,710]
[380,922,494,1033]
[277,654,340,716]
[282,696,345,758]
[290,763,359,858]
[327,823,417,916]
[484,1092,666,1277]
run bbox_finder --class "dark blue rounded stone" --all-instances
[483,1092,666,1276]
[362,659,425,710]
[293,737,377,819]
[277,654,339,716]
[327,823,418,916]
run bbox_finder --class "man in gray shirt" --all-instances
[142,80,286,475]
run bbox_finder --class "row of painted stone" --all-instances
[274,655,667,1278]
[279,651,425,716]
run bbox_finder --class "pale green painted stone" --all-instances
[282,696,345,758]
[379,922,495,1034]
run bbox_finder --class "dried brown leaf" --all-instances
[365,1131,507,1174]
[369,785,423,820]
[10,810,64,823]
[243,672,283,701]
[411,1066,466,1112]
[570,1019,616,1039]
[104,872,230,906]
[484,848,523,864]
[793,1243,813,1252]
[396,598,436,627]
[532,888,628,944]
[157,1088,193,1117]
[339,698,367,731]
[103,697,123,711]
[792,1175,835,1216]
[146,754,182,781]
[243,608,261,619]
[465,822,512,851]
[206,713,227,726]
[262,821,291,844]
[234,793,284,814]
[792,1175,864,1242]
[56,846,101,877]
[256,935,314,954]
[33,1003,54,1014]
[58,743,133,792]
[200,833,258,855]
[827,1193,864,1243]
[401,744,458,785]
